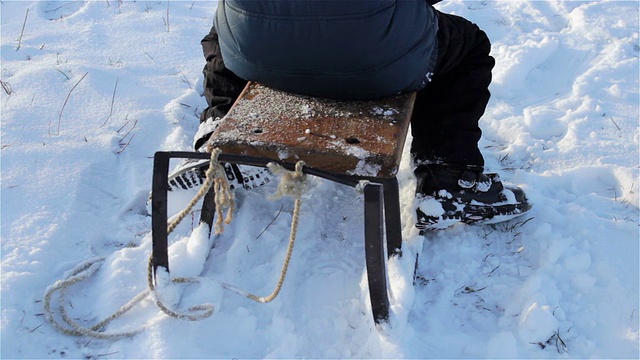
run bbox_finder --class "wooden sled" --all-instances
[151,82,416,324]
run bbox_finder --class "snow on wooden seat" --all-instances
[208,82,416,178]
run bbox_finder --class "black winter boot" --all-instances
[167,158,271,192]
[168,117,272,193]
[415,164,531,231]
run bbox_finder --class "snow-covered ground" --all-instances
[1,1,638,358]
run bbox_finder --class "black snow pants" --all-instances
[198,11,495,169]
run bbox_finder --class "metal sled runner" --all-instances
[151,83,416,324]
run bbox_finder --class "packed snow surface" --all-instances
[1,1,638,359]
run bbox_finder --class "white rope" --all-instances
[43,149,230,339]
[43,257,149,340]
[44,154,308,339]
[167,148,234,235]
[43,255,217,340]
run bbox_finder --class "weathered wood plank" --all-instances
[209,83,415,178]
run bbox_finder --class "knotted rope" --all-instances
[44,151,307,339]
[168,148,234,236]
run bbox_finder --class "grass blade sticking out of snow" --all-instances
[16,8,29,51]
[101,77,119,127]
[50,71,88,135]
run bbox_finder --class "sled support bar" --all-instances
[151,151,402,323]
[363,183,390,322]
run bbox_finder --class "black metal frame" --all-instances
[151,151,403,323]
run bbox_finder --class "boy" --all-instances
[175,0,531,230]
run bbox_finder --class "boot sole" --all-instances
[168,160,271,192]
[417,199,532,232]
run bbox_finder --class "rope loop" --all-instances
[43,257,149,340]
[44,154,309,339]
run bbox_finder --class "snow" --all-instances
[1,1,638,359]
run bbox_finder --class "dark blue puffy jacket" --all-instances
[214,0,438,100]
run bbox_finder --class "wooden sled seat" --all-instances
[209,83,416,178]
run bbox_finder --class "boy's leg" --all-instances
[198,26,247,150]
[411,12,530,230]
[410,11,495,169]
